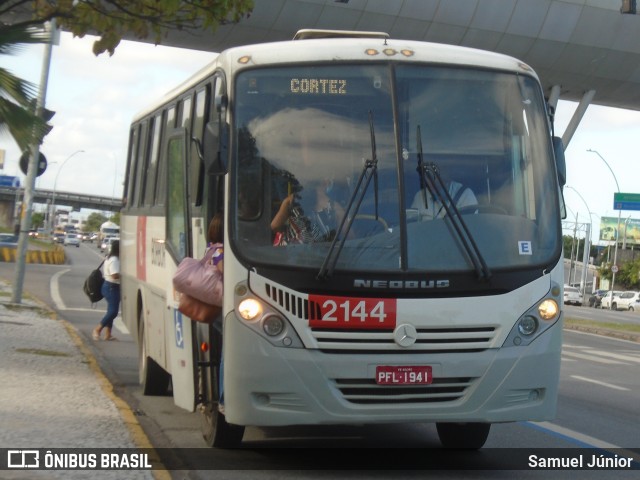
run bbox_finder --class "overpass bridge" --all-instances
[0,186,122,229]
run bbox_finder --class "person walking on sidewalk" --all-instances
[93,240,121,341]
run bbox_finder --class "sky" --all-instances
[1,31,639,244]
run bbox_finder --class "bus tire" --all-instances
[138,318,171,396]
[436,422,491,449]
[199,322,244,448]
[201,404,244,448]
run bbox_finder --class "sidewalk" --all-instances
[0,280,161,479]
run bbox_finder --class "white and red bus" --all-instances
[121,30,567,449]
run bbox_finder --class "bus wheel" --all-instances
[436,422,491,449]
[201,403,245,448]
[138,318,170,396]
[199,323,244,448]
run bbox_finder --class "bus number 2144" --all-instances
[308,295,397,329]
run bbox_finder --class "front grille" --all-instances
[264,282,497,352]
[312,327,496,353]
[334,377,476,404]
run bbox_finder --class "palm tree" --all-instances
[0,22,52,152]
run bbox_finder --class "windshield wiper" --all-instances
[416,126,491,281]
[318,111,379,280]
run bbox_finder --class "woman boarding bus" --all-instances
[120,30,566,449]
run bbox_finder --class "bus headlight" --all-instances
[238,298,262,320]
[262,314,285,336]
[517,315,538,336]
[538,299,559,321]
[233,281,304,348]
[503,285,562,347]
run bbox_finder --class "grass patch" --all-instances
[565,317,640,334]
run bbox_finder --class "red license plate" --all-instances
[308,295,397,329]
[376,366,433,385]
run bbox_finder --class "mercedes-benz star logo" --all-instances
[394,324,417,347]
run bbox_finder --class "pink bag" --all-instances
[172,244,223,306]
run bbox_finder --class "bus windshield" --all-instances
[232,64,560,274]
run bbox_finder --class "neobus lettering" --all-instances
[354,279,450,289]
[290,78,347,94]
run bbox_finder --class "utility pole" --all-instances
[11,20,55,304]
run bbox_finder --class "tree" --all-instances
[617,257,640,290]
[0,22,53,151]
[84,211,108,232]
[31,211,44,229]
[2,0,254,56]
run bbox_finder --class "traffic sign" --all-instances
[611,265,619,273]
[19,152,48,177]
[613,192,640,211]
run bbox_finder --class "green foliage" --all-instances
[84,212,108,232]
[618,257,640,290]
[0,22,53,151]
[31,212,44,228]
[562,234,597,261]
[27,0,254,56]
[598,251,640,289]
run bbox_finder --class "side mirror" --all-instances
[552,136,566,187]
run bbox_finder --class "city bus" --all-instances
[120,30,567,449]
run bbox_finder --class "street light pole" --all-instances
[587,149,621,308]
[49,150,85,231]
[565,185,593,300]
[11,20,54,304]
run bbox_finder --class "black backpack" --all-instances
[84,260,105,304]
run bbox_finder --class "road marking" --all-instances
[570,375,630,391]
[527,421,623,449]
[50,268,71,311]
[114,316,129,335]
[50,269,128,335]
[561,350,624,364]
[579,348,640,364]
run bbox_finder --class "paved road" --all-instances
[1,247,639,479]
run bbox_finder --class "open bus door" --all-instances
[164,128,198,412]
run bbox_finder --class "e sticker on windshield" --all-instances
[518,241,532,255]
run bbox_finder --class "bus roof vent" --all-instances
[293,29,390,41]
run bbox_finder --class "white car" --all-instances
[600,290,622,310]
[63,233,81,247]
[611,291,640,311]
[563,285,583,306]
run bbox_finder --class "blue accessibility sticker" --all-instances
[174,310,184,349]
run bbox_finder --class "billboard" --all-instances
[599,216,640,246]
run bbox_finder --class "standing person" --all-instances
[92,240,120,341]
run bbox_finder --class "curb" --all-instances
[2,286,171,480]
[564,323,640,343]
[59,319,172,480]
[0,245,66,264]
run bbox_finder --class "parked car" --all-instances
[613,291,640,311]
[563,285,583,306]
[588,289,607,308]
[63,233,81,247]
[0,233,19,247]
[600,290,623,310]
